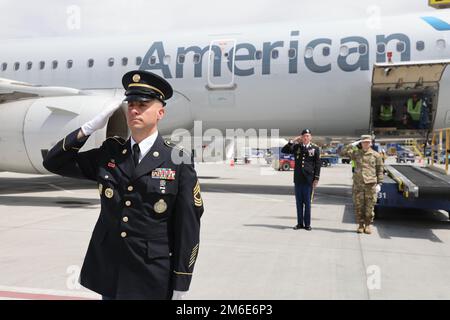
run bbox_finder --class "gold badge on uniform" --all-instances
[193,181,203,207]
[132,74,141,82]
[154,199,168,214]
[105,188,114,199]
[98,183,103,196]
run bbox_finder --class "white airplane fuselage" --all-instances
[1,11,450,173]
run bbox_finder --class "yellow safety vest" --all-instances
[407,98,422,121]
[379,104,393,121]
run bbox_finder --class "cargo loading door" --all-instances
[371,60,450,138]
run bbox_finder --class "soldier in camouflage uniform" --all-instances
[341,135,384,234]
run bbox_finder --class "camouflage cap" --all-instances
[360,135,373,142]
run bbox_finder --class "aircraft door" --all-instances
[207,39,237,90]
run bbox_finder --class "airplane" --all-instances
[1,10,450,174]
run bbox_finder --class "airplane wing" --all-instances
[0,77,83,104]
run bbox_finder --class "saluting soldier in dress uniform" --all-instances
[341,135,383,234]
[282,129,321,231]
[43,70,204,300]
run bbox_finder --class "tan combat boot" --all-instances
[364,224,372,234]
[357,223,365,234]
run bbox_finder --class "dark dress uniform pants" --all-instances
[295,183,313,227]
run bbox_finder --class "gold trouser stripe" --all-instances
[173,271,193,276]
[128,83,165,98]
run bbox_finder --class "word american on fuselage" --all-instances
[139,32,412,78]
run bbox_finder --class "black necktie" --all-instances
[133,144,140,167]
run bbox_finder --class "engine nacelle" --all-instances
[0,96,125,174]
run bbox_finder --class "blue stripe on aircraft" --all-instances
[422,16,450,31]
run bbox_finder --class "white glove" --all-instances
[81,100,123,136]
[171,290,188,300]
[375,184,381,193]
[351,140,362,147]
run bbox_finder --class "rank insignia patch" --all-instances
[193,181,203,207]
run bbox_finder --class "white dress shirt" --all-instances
[130,130,158,164]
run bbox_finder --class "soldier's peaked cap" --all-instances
[122,70,173,105]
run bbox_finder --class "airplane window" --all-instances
[437,39,446,49]
[163,55,171,65]
[397,41,405,52]
[88,59,94,68]
[272,49,279,59]
[67,60,73,69]
[39,61,45,70]
[255,50,262,60]
[122,57,128,66]
[150,56,157,65]
[288,48,297,59]
[416,41,425,51]
[193,53,201,64]
[359,44,367,55]
[26,61,32,70]
[322,47,330,57]
[136,56,142,66]
[376,43,385,54]
[339,45,349,56]
[304,47,313,59]
[178,54,185,64]
[1,63,6,71]
[52,60,58,69]
[14,62,20,71]
[108,58,114,67]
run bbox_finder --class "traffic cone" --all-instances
[230,159,235,167]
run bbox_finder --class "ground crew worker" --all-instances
[43,70,204,300]
[407,94,422,127]
[282,129,321,231]
[379,96,395,126]
[340,135,383,234]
